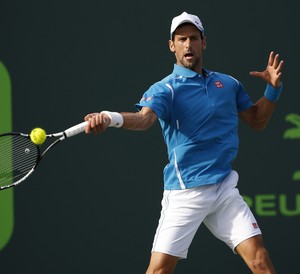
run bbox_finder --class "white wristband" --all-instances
[101,111,124,128]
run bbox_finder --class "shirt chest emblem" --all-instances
[214,81,224,88]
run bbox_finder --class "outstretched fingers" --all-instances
[268,51,275,66]
[250,51,284,88]
[270,51,284,73]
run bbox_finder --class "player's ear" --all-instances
[169,39,175,52]
[202,36,207,50]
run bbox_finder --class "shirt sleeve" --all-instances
[135,82,173,121]
[236,81,253,112]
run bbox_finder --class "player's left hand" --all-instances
[249,51,284,88]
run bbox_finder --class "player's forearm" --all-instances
[251,96,276,130]
[250,82,283,130]
[84,108,157,133]
[240,83,283,130]
[121,111,157,131]
[239,97,276,130]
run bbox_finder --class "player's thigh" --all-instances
[203,175,261,251]
[152,187,216,258]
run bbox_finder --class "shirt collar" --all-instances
[172,64,209,78]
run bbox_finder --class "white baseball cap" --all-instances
[170,11,204,39]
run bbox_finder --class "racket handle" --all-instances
[64,121,88,138]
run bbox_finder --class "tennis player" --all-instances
[85,11,283,274]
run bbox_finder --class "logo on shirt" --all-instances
[141,96,153,101]
[252,223,259,229]
[214,81,224,88]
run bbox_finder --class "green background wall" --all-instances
[0,0,299,273]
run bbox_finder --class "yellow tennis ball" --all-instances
[30,128,46,145]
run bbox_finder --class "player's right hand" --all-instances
[84,112,110,134]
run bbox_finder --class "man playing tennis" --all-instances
[85,11,283,274]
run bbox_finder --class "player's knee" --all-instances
[146,265,173,274]
[146,253,177,274]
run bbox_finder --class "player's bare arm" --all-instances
[239,51,284,130]
[239,97,276,130]
[84,106,157,134]
[121,107,157,131]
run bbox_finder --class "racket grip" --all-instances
[64,121,88,138]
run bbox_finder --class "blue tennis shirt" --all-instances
[135,64,253,190]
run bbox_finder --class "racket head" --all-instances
[0,133,40,190]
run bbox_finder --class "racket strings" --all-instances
[0,135,39,186]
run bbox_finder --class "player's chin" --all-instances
[183,61,197,71]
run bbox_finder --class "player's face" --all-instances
[169,24,206,73]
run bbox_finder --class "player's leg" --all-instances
[145,252,178,274]
[235,235,277,274]
[147,186,216,273]
[204,171,277,273]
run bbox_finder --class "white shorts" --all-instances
[151,170,261,259]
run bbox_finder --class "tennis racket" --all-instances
[0,121,88,190]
